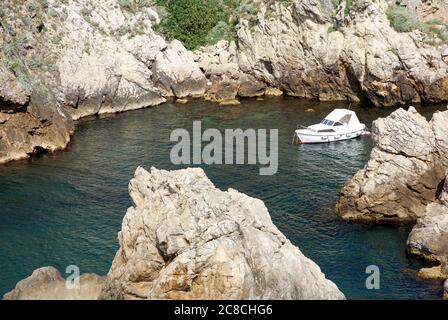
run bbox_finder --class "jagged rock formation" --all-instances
[3,267,104,300]
[4,167,345,300]
[407,173,448,282]
[101,167,344,300]
[337,107,448,222]
[196,0,448,107]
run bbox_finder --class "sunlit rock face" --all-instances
[100,167,345,300]
[337,107,448,222]
[196,0,448,106]
[0,0,205,164]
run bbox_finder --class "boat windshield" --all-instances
[320,119,335,126]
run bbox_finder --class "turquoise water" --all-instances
[0,97,444,299]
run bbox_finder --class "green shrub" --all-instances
[426,19,443,26]
[386,6,422,32]
[426,24,448,42]
[155,0,232,50]
[387,5,448,43]
[205,21,235,45]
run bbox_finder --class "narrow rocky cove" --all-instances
[1,0,448,300]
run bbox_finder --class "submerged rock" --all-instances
[3,267,104,300]
[5,167,345,300]
[101,167,344,300]
[337,107,448,222]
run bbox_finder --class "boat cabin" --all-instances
[315,109,361,131]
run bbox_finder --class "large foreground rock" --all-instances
[101,167,344,300]
[4,167,345,300]
[337,107,448,222]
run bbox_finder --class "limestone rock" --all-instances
[417,266,448,281]
[152,40,207,98]
[3,267,104,300]
[407,172,448,282]
[101,167,345,300]
[0,66,30,107]
[407,202,448,264]
[0,0,205,163]
[337,107,448,222]
[233,0,448,106]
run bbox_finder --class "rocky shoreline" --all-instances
[1,0,448,164]
[337,106,448,299]
[4,167,345,300]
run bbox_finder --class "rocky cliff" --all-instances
[337,107,448,222]
[1,0,448,164]
[4,167,345,300]
[196,0,448,106]
[0,0,206,163]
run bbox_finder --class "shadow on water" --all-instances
[0,97,445,299]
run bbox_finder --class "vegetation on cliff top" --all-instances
[154,0,269,49]
[154,0,236,50]
[387,5,448,43]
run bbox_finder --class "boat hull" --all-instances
[295,128,366,144]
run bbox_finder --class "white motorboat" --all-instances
[294,109,367,144]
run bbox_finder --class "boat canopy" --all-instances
[320,109,361,127]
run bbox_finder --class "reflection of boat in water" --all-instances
[294,109,369,144]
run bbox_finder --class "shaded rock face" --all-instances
[196,0,448,106]
[0,0,205,164]
[407,174,448,272]
[3,267,104,300]
[101,167,344,300]
[4,167,345,300]
[337,107,448,222]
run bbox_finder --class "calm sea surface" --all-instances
[0,97,444,299]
